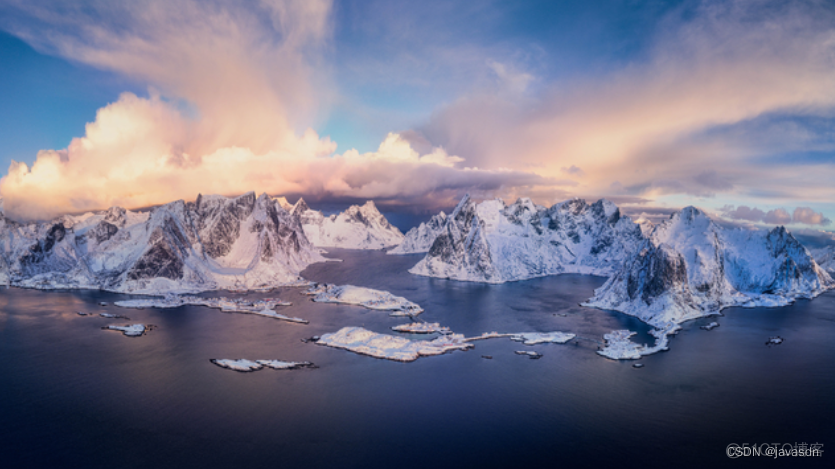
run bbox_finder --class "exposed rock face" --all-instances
[388,211,447,255]
[409,195,646,283]
[0,192,324,294]
[295,199,404,249]
[584,207,833,328]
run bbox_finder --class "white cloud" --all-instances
[793,207,832,226]
[0,93,546,219]
[0,0,550,220]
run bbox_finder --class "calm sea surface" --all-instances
[1,249,833,468]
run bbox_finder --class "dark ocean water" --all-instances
[0,248,833,468]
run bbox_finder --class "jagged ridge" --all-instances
[294,199,404,249]
[584,206,833,328]
[0,192,324,294]
[812,246,835,276]
[409,194,645,283]
[388,211,447,254]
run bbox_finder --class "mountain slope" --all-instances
[812,246,835,276]
[0,192,324,294]
[584,207,833,328]
[388,211,447,254]
[295,199,404,249]
[409,195,645,283]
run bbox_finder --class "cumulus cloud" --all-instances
[0,0,550,220]
[763,208,792,225]
[793,207,832,226]
[1,93,548,219]
[1,0,334,150]
[720,205,765,222]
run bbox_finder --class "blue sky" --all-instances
[0,31,140,167]
[320,0,687,153]
[0,0,833,229]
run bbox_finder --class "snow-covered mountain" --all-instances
[585,206,833,328]
[273,196,293,212]
[294,199,404,249]
[409,195,646,283]
[388,211,447,254]
[812,246,835,276]
[0,192,324,294]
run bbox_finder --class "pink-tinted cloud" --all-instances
[721,205,765,222]
[720,204,830,226]
[793,207,832,226]
[0,1,552,220]
[763,208,792,225]
[421,0,835,204]
[0,93,549,219]
[2,0,834,222]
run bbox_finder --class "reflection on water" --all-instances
[0,248,833,468]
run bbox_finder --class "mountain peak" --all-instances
[556,198,588,215]
[587,203,832,329]
[273,196,292,211]
[292,198,310,215]
[0,192,323,294]
[298,200,403,249]
[410,196,645,283]
[451,194,472,215]
[676,206,708,222]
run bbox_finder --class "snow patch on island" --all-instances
[317,327,577,362]
[305,284,423,316]
[461,331,575,345]
[115,294,306,323]
[210,359,315,372]
[596,327,672,360]
[316,326,473,362]
[509,332,576,345]
[99,313,129,319]
[104,324,148,337]
[391,322,451,334]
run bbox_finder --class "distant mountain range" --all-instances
[1,192,831,332]
[398,195,833,329]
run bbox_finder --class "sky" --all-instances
[0,0,834,231]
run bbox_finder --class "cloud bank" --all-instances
[421,0,835,205]
[721,204,831,226]
[1,0,834,223]
[2,92,547,219]
[0,0,548,220]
